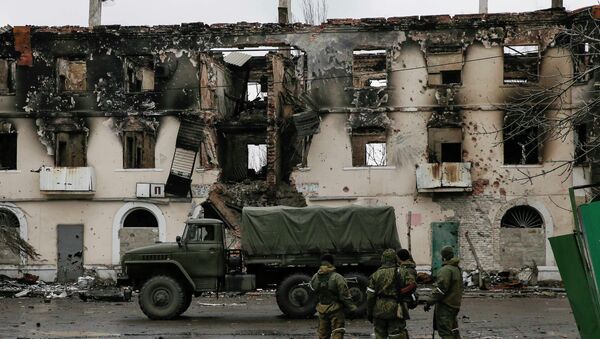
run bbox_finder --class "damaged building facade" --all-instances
[0,7,596,281]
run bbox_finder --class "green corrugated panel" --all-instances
[431,221,459,277]
[549,234,600,339]
[578,202,600,300]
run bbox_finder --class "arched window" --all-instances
[123,209,158,228]
[0,208,19,228]
[501,205,543,228]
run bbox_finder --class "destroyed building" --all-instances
[0,6,597,281]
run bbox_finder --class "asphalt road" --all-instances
[0,293,578,338]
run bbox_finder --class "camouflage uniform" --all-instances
[366,249,415,339]
[427,246,463,339]
[310,263,357,339]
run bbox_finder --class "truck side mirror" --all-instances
[176,235,182,247]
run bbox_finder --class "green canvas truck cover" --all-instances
[241,205,400,256]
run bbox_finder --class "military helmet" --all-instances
[381,248,397,265]
[441,246,454,260]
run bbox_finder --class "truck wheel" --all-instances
[177,290,193,316]
[344,272,369,317]
[139,275,185,320]
[276,273,317,318]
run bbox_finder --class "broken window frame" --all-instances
[503,45,540,84]
[54,131,87,167]
[427,127,463,163]
[352,49,389,89]
[351,129,388,167]
[123,55,156,93]
[0,59,17,95]
[56,57,88,92]
[574,123,589,165]
[0,121,17,170]
[426,48,464,87]
[122,130,156,169]
[502,121,542,165]
[247,143,267,175]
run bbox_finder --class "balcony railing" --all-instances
[39,166,95,193]
[416,162,472,193]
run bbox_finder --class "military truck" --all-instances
[117,205,401,320]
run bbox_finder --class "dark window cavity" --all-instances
[501,205,543,228]
[54,132,86,167]
[123,209,158,228]
[427,49,463,86]
[503,124,540,165]
[352,50,388,88]
[503,45,539,84]
[0,59,16,95]
[0,121,17,170]
[123,131,155,169]
[428,127,462,163]
[124,56,155,92]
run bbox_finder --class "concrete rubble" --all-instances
[0,273,130,302]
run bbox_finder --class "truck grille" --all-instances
[142,254,168,261]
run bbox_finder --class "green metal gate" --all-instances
[431,221,459,276]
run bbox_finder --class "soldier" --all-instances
[310,254,357,339]
[397,249,417,281]
[366,249,417,339]
[424,246,463,339]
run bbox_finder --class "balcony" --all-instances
[39,166,95,194]
[416,162,472,193]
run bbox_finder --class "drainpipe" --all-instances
[479,0,488,14]
[89,0,102,27]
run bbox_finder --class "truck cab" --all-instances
[118,218,255,320]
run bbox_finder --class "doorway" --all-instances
[431,221,459,276]
[57,224,84,282]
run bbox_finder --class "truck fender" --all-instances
[123,260,196,291]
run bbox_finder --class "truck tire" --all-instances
[177,290,193,316]
[276,273,317,318]
[344,272,369,317]
[139,275,186,320]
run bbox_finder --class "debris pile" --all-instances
[0,273,130,302]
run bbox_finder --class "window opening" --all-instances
[427,127,462,163]
[57,58,87,91]
[365,143,387,166]
[441,143,462,162]
[501,205,543,228]
[54,132,86,167]
[123,209,158,228]
[503,125,540,165]
[247,144,267,175]
[574,124,588,165]
[123,131,155,169]
[503,45,540,84]
[124,56,155,92]
[353,50,388,88]
[0,122,17,170]
[441,70,461,85]
[426,49,463,86]
[0,59,16,95]
[351,129,387,167]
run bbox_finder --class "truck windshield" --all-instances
[184,224,215,242]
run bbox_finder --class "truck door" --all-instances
[179,224,225,290]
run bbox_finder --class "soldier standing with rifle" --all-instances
[310,254,357,339]
[366,249,417,339]
[424,245,463,339]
